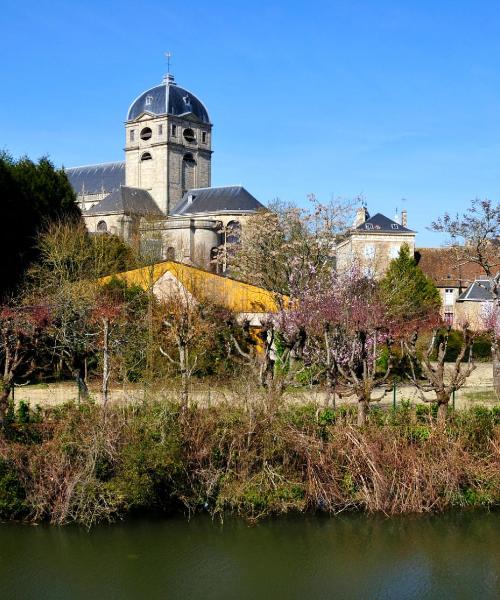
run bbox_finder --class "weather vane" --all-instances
[164,51,172,73]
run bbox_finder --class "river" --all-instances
[0,512,498,599]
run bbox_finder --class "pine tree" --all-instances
[379,243,441,324]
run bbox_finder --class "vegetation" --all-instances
[0,153,80,299]
[0,399,497,527]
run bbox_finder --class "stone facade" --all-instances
[336,208,416,278]
[124,112,212,215]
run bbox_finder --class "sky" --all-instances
[1,0,499,246]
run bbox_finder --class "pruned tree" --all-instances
[278,268,395,425]
[431,199,500,395]
[404,323,476,424]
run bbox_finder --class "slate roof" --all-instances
[457,279,495,302]
[171,186,264,216]
[127,74,210,123]
[66,162,125,196]
[356,213,415,233]
[84,186,163,217]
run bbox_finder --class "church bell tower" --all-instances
[124,71,212,215]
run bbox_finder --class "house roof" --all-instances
[100,261,284,314]
[416,248,489,288]
[65,162,125,196]
[84,186,163,217]
[355,213,415,233]
[457,279,495,302]
[171,186,264,216]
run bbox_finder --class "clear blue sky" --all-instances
[1,0,499,246]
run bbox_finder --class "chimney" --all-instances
[354,207,369,228]
[401,209,407,228]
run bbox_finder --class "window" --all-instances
[183,128,196,143]
[141,152,152,161]
[445,288,454,306]
[171,124,177,136]
[166,247,176,261]
[226,221,241,245]
[130,130,135,142]
[158,124,163,135]
[145,95,153,106]
[364,244,375,259]
[389,246,399,259]
[391,223,399,229]
[183,152,196,165]
[140,127,152,140]
[96,220,107,233]
[444,312,454,326]
[202,131,207,143]
[365,223,374,230]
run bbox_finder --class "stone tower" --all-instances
[124,73,212,215]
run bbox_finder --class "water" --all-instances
[0,512,498,600]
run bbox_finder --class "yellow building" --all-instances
[101,260,284,325]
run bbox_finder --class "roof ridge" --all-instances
[66,161,125,171]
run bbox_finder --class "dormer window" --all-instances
[145,95,153,106]
[391,224,399,229]
[365,223,374,230]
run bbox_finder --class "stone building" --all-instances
[66,70,264,267]
[336,207,416,278]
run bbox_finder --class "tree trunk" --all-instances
[492,339,500,399]
[0,385,12,427]
[179,342,189,409]
[102,317,110,406]
[436,393,450,425]
[357,396,369,426]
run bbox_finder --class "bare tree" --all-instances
[431,199,500,395]
[404,324,476,424]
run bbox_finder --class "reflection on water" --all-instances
[0,512,498,599]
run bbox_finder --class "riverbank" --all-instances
[0,399,498,527]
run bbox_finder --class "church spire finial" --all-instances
[162,52,175,84]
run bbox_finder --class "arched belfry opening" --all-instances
[182,153,196,194]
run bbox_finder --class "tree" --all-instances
[278,268,395,425]
[379,244,441,326]
[404,324,476,424]
[0,153,80,299]
[0,304,51,425]
[230,196,355,299]
[431,199,500,395]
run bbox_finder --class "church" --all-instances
[66,69,264,270]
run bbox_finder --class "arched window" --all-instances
[210,247,220,273]
[226,220,241,245]
[183,128,196,143]
[166,246,176,261]
[96,220,107,233]
[140,127,152,140]
[141,152,152,161]
[182,153,196,193]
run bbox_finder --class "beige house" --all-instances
[336,207,416,278]
[66,70,264,269]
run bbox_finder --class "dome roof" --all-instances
[127,74,210,124]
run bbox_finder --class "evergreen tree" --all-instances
[0,153,80,299]
[379,243,441,324]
